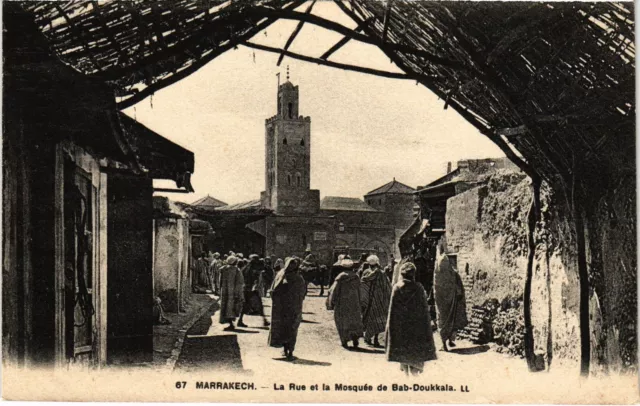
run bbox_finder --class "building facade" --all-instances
[192,78,416,268]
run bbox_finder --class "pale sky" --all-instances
[123,2,503,205]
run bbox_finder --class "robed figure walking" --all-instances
[218,256,245,331]
[326,258,364,349]
[360,255,391,347]
[268,257,306,361]
[434,241,468,351]
[386,262,437,376]
[238,254,270,327]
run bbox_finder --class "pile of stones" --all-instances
[493,307,525,357]
[460,296,525,358]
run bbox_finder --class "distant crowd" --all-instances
[186,240,467,376]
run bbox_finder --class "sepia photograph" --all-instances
[2,0,637,403]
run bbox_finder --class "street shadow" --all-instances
[300,319,320,324]
[272,357,332,367]
[175,335,244,372]
[302,312,315,315]
[348,347,385,354]
[449,344,490,355]
[231,328,260,334]
[186,304,218,335]
[254,326,270,331]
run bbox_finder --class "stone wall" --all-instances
[445,170,636,373]
[264,215,336,266]
[153,218,189,313]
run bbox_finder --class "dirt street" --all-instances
[175,287,526,382]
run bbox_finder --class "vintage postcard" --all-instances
[2,0,637,403]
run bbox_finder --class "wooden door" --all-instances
[55,142,105,368]
[63,159,97,365]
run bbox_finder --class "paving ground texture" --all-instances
[174,287,528,382]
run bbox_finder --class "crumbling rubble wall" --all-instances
[446,169,636,373]
[445,171,581,368]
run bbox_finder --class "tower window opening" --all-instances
[287,174,292,186]
[300,138,305,146]
[288,102,293,119]
[283,137,287,145]
[296,174,301,187]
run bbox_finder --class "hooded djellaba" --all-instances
[359,255,392,347]
[386,262,437,376]
[268,257,306,361]
[239,254,270,327]
[218,255,245,331]
[434,239,468,351]
[326,258,364,349]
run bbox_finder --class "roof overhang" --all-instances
[119,113,195,192]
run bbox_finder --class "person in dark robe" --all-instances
[326,258,364,349]
[356,253,370,278]
[260,257,274,298]
[218,255,244,331]
[413,253,430,294]
[391,253,413,287]
[192,252,210,293]
[268,257,306,361]
[434,240,468,351]
[329,254,348,286]
[360,255,392,347]
[386,262,437,376]
[238,254,269,327]
[300,252,319,294]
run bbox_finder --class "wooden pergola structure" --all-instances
[17,0,635,375]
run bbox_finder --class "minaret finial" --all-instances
[286,65,290,81]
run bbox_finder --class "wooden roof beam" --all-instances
[320,17,371,60]
[243,41,422,81]
[117,0,306,109]
[381,0,392,45]
[90,1,131,66]
[277,0,316,67]
[245,6,466,71]
[336,1,541,183]
[54,3,103,73]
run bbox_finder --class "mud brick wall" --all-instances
[445,170,636,373]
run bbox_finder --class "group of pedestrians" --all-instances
[211,241,468,374]
[210,251,278,331]
[326,255,391,348]
[325,239,468,376]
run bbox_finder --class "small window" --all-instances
[296,174,301,187]
[283,137,287,145]
[287,174,292,186]
[300,138,305,146]
[288,102,293,119]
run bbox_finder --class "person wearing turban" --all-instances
[386,261,437,376]
[326,258,364,349]
[360,255,392,347]
[218,255,245,331]
[268,257,306,361]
